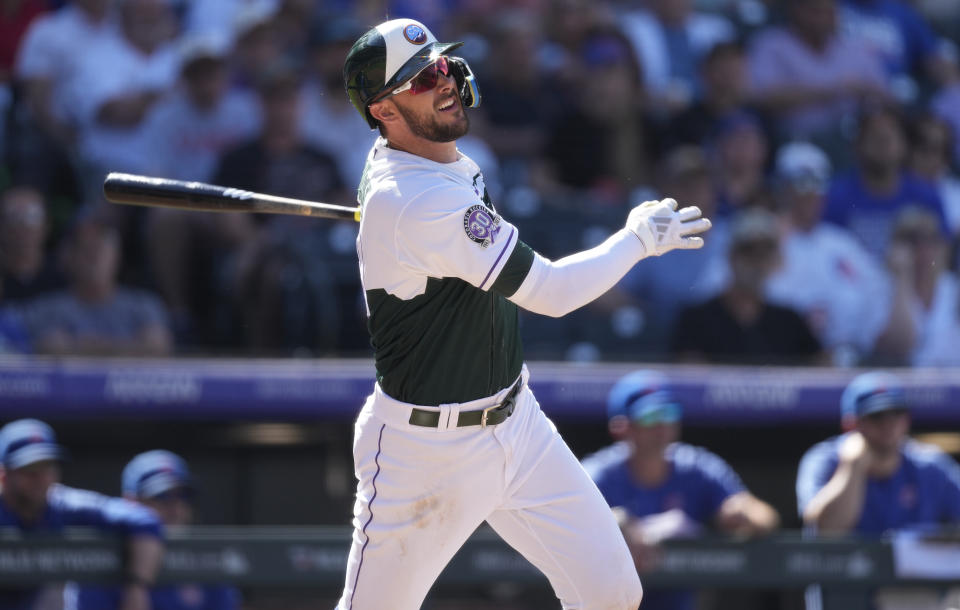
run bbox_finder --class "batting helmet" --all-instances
[343,19,481,129]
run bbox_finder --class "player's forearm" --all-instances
[717,493,780,536]
[125,534,164,589]
[508,229,647,317]
[803,462,869,534]
[871,276,916,362]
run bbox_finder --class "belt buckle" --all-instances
[480,403,498,428]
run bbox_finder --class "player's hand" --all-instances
[886,240,914,282]
[626,198,711,257]
[839,431,873,472]
[621,519,662,573]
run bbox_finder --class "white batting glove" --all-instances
[626,198,712,257]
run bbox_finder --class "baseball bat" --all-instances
[102,172,361,222]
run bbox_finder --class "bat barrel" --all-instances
[103,173,361,222]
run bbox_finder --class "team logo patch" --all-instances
[403,24,428,45]
[463,204,501,248]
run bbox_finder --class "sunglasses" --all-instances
[391,56,450,96]
[632,404,682,427]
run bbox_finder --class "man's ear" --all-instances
[369,100,398,125]
[841,415,858,433]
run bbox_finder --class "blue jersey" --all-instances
[796,435,960,534]
[823,170,948,262]
[77,583,240,610]
[0,484,163,610]
[582,442,746,610]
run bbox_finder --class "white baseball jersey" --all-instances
[339,138,642,610]
[355,137,535,405]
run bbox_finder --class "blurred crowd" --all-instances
[1,0,960,366]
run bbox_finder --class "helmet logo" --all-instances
[403,24,427,45]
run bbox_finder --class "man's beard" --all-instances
[396,97,469,143]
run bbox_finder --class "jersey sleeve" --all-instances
[51,485,164,538]
[933,453,960,522]
[796,441,839,517]
[394,183,533,294]
[690,448,746,518]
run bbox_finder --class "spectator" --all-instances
[473,11,563,182]
[539,29,659,205]
[620,0,737,117]
[0,418,164,610]
[823,103,948,262]
[213,61,348,353]
[140,33,261,340]
[615,146,729,356]
[0,185,65,302]
[10,0,113,200]
[766,142,889,365]
[71,0,180,183]
[14,0,116,147]
[0,285,31,354]
[665,40,761,150]
[908,112,960,237]
[872,208,960,366]
[671,208,825,364]
[931,82,960,167]
[184,0,277,40]
[78,450,240,610]
[707,111,771,215]
[142,33,260,183]
[25,215,174,356]
[747,0,888,144]
[583,370,779,610]
[227,0,281,92]
[213,60,343,203]
[299,16,375,188]
[836,0,957,102]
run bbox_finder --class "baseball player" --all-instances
[0,419,164,610]
[339,18,711,610]
[797,371,960,610]
[76,450,240,610]
[583,370,780,610]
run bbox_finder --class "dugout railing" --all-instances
[1,526,957,590]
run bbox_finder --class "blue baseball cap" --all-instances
[607,370,683,425]
[0,419,66,470]
[841,371,908,419]
[122,450,194,499]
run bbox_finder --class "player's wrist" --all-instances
[621,227,651,259]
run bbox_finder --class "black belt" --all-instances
[408,377,523,428]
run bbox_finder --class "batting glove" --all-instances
[626,198,712,257]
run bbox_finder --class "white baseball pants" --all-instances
[337,366,642,610]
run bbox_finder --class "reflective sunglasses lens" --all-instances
[410,57,449,95]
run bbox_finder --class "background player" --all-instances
[583,370,780,610]
[339,18,710,610]
[0,419,164,610]
[77,449,240,610]
[797,371,960,610]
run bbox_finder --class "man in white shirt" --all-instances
[15,0,117,145]
[71,0,179,178]
[766,141,889,365]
